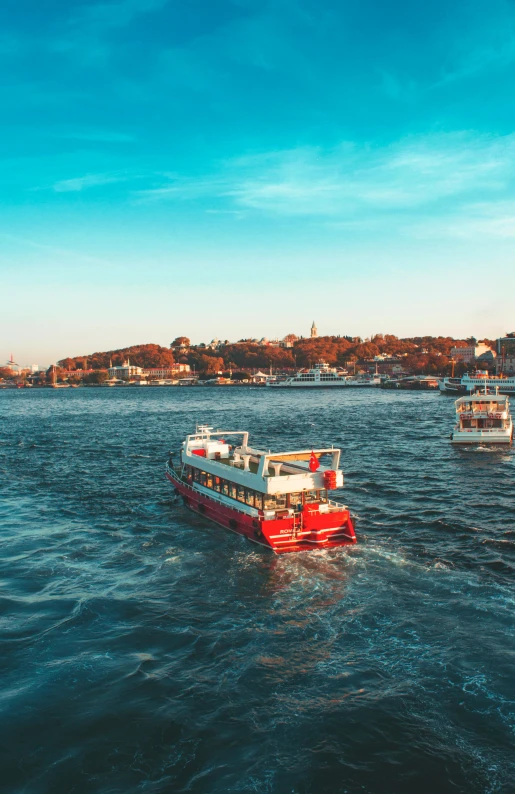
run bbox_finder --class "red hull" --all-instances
[166,471,356,554]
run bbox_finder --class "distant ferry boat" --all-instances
[266,362,380,388]
[451,390,513,445]
[440,372,515,395]
[166,425,356,553]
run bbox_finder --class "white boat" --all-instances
[345,373,381,387]
[266,361,381,388]
[451,389,513,445]
[440,371,515,395]
[266,362,348,387]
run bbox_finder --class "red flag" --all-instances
[309,451,320,472]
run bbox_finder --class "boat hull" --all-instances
[451,430,513,445]
[166,470,356,553]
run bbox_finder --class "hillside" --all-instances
[58,344,175,370]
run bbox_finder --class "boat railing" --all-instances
[454,426,509,433]
[326,498,347,511]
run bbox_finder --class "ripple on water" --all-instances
[0,388,514,793]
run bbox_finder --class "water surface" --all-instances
[1,388,514,793]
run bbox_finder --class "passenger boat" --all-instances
[166,425,356,553]
[440,372,515,395]
[265,361,380,388]
[451,390,513,445]
[266,361,349,388]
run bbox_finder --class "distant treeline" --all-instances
[58,334,495,376]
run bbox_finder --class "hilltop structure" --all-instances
[496,333,515,375]
[310,321,318,339]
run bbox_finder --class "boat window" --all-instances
[245,489,254,507]
[319,489,328,503]
[192,468,199,482]
[237,485,245,503]
[206,474,213,489]
[229,483,237,500]
[462,420,472,428]
[254,493,263,510]
[264,495,276,509]
[213,476,221,492]
[221,480,229,496]
[304,490,318,503]
[199,471,207,486]
[274,495,287,509]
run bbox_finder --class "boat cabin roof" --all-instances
[181,427,342,495]
[455,394,509,410]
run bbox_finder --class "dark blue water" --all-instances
[1,388,514,793]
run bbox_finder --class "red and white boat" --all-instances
[166,425,356,553]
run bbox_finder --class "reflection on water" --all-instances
[0,388,514,793]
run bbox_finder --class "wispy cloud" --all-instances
[134,132,515,238]
[53,173,126,192]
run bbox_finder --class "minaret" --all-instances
[311,321,318,339]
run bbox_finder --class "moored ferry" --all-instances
[440,372,515,395]
[266,361,349,387]
[451,391,513,445]
[265,361,380,388]
[166,425,356,553]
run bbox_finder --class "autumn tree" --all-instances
[59,358,76,370]
[59,344,175,370]
[83,371,108,385]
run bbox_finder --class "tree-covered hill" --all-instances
[58,343,175,370]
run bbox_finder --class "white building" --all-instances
[144,365,191,378]
[450,343,493,364]
[108,359,144,379]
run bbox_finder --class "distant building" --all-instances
[496,333,515,375]
[450,343,492,364]
[5,354,20,373]
[60,369,102,378]
[144,365,191,379]
[108,359,144,379]
[310,321,318,339]
[364,358,404,375]
[476,350,496,371]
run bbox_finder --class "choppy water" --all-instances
[1,387,514,793]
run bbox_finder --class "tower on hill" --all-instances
[310,321,318,339]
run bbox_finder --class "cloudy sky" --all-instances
[2,0,515,363]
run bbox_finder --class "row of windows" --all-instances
[462,419,504,428]
[184,466,328,510]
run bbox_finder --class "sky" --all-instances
[2,0,515,365]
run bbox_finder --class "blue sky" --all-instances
[2,0,515,364]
